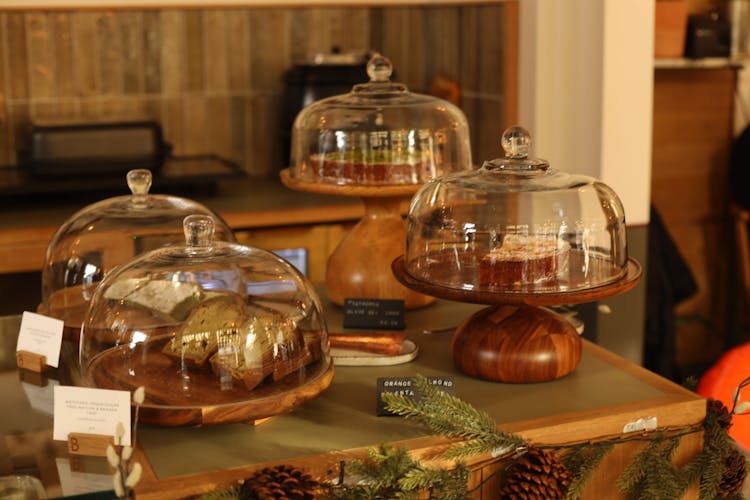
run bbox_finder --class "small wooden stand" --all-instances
[392,255,643,383]
[16,350,47,373]
[280,169,435,310]
[68,432,115,457]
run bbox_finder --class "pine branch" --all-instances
[382,375,527,458]
[563,442,614,500]
[616,434,688,499]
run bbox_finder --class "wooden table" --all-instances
[0,298,706,499]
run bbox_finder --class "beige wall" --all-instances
[0,5,511,176]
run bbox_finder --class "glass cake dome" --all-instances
[79,214,332,426]
[289,53,472,185]
[404,126,629,295]
[40,169,236,336]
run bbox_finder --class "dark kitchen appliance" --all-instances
[5,121,244,200]
[685,11,731,58]
[281,49,372,166]
[18,121,170,177]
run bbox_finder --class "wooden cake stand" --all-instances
[281,168,434,309]
[392,254,642,383]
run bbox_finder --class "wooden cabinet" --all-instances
[651,65,738,367]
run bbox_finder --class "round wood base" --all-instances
[325,196,435,309]
[451,304,581,383]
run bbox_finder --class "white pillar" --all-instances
[519,0,654,226]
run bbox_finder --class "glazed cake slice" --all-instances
[479,234,570,286]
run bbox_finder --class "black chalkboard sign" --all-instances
[376,376,456,416]
[343,298,405,330]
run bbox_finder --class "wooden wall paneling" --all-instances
[248,9,291,91]
[203,10,228,93]
[142,10,162,94]
[651,67,737,364]
[26,13,54,101]
[226,9,250,92]
[379,8,427,92]
[184,10,205,93]
[6,12,29,102]
[52,12,74,100]
[120,11,144,95]
[97,12,124,96]
[160,10,185,96]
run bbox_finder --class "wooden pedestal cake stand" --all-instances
[281,168,434,309]
[391,254,642,383]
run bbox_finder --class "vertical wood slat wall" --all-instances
[0,5,513,177]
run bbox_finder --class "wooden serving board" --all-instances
[85,336,334,426]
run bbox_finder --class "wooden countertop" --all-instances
[0,177,381,275]
[0,298,706,500]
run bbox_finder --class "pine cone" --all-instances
[719,446,747,497]
[499,448,572,500]
[239,464,322,500]
[707,399,733,430]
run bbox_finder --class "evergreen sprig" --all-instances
[325,444,470,500]
[382,375,527,459]
[616,435,687,499]
[561,442,614,500]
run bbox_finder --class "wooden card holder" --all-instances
[68,433,115,457]
[16,350,47,373]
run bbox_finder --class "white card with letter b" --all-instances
[53,386,131,446]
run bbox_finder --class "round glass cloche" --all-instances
[289,53,472,186]
[404,126,629,296]
[79,215,332,426]
[39,169,236,335]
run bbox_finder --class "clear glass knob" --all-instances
[501,126,531,159]
[367,54,393,83]
[183,214,215,249]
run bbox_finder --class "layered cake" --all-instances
[309,150,436,184]
[479,234,570,286]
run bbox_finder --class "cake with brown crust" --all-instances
[479,234,570,286]
[309,150,435,185]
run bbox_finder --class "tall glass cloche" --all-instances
[39,169,235,337]
[288,53,472,186]
[404,126,629,297]
[79,215,332,426]
[393,126,640,383]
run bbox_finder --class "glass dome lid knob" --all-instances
[127,169,152,201]
[502,126,532,159]
[367,53,393,82]
[483,125,549,171]
[184,214,215,251]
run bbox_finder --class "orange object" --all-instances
[430,76,461,106]
[696,343,750,451]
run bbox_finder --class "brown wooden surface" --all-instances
[129,340,706,500]
[85,339,335,426]
[67,433,113,457]
[16,350,46,373]
[325,196,435,308]
[451,304,582,382]
[651,67,736,366]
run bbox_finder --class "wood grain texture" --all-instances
[451,304,581,382]
[651,67,735,355]
[325,196,435,308]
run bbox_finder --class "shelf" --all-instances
[654,56,746,70]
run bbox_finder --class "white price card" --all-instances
[16,311,64,368]
[53,386,131,446]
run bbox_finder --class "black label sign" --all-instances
[376,376,456,416]
[343,298,405,330]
